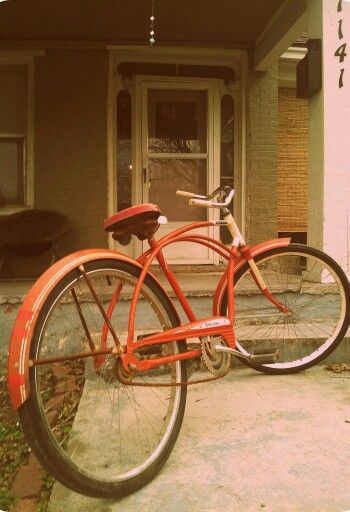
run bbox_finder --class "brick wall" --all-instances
[246,63,278,244]
[34,49,109,254]
[277,88,308,232]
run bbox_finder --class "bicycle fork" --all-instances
[224,210,290,315]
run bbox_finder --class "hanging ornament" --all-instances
[149,0,155,46]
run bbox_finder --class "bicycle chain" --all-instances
[116,359,230,387]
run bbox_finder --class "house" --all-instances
[0,0,349,274]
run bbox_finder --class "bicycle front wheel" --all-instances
[18,259,187,498]
[222,244,350,374]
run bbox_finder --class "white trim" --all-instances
[26,54,35,209]
[213,81,221,242]
[240,52,248,238]
[106,50,115,250]
[0,52,39,214]
[0,133,25,138]
[137,76,219,265]
[278,61,298,88]
[278,47,307,88]
[0,50,45,63]
[147,152,208,159]
[108,45,244,65]
[107,45,246,263]
[256,0,292,46]
[254,0,307,71]
[280,47,307,61]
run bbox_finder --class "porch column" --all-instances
[307,0,350,274]
[247,62,279,244]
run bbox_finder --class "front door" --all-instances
[137,78,219,264]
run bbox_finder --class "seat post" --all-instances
[148,237,157,250]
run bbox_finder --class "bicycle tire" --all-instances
[18,259,187,498]
[221,244,350,374]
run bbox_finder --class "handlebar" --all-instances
[176,191,208,199]
[176,186,234,209]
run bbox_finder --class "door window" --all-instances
[147,89,208,221]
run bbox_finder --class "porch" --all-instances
[1,0,350,346]
[2,273,350,365]
[1,0,347,271]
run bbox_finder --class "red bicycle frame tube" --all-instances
[8,227,291,409]
[212,238,291,315]
[99,229,291,374]
[8,249,161,410]
[115,223,239,373]
[99,227,234,360]
[121,316,235,374]
[102,225,291,373]
[126,222,236,350]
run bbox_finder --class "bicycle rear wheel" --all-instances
[18,259,187,498]
[222,244,350,374]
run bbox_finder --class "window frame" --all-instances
[0,52,37,215]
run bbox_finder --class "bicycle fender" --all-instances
[7,249,175,410]
[213,238,291,315]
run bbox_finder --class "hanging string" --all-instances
[149,0,155,46]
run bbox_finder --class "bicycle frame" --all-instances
[108,214,291,376]
[8,213,291,409]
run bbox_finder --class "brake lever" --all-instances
[189,189,234,208]
[208,186,224,200]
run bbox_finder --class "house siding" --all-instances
[34,49,109,254]
[246,63,278,244]
[277,87,308,233]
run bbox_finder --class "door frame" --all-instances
[135,76,219,264]
[107,46,247,260]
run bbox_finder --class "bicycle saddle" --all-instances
[104,204,162,242]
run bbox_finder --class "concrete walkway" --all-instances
[49,366,350,512]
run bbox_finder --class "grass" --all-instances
[0,352,55,511]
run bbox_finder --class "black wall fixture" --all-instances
[296,39,322,98]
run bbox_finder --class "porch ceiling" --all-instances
[0,0,283,49]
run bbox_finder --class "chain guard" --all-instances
[201,336,231,377]
[112,338,232,387]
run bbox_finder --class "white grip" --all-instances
[176,190,208,199]
[177,188,234,208]
[189,198,214,207]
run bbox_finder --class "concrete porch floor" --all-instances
[49,366,350,512]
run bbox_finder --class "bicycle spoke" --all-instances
[232,245,348,372]
[28,262,186,490]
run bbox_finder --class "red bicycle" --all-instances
[8,186,350,498]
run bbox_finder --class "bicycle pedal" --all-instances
[249,351,279,364]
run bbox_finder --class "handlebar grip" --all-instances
[176,190,196,197]
[176,190,208,199]
[189,198,212,207]
[177,188,234,208]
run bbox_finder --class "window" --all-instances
[220,94,235,244]
[220,94,234,190]
[0,62,33,211]
[0,136,24,205]
[117,90,132,213]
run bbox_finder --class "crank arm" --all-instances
[214,345,278,364]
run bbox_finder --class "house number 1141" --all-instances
[335,0,347,87]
